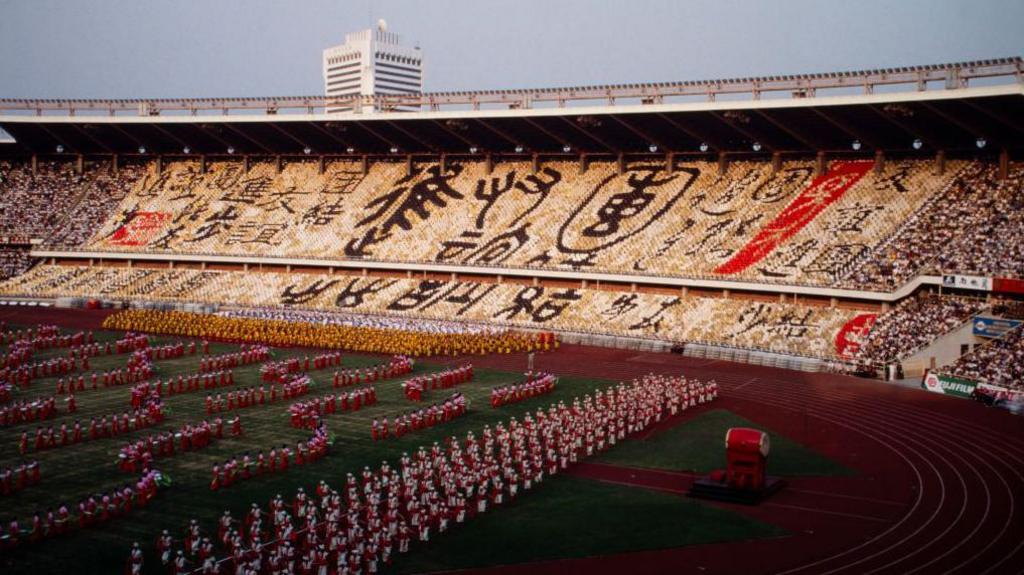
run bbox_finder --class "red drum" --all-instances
[724,427,769,490]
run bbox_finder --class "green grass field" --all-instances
[596,408,854,476]
[0,326,819,574]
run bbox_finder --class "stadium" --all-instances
[1,5,1023,575]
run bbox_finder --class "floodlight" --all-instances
[562,144,571,153]
[648,144,658,153]
[182,146,191,155]
[514,145,524,153]
[912,139,923,150]
[138,145,146,154]
[851,140,862,151]
[227,146,235,155]
[699,142,709,153]
[55,144,64,153]
[976,137,987,149]
[303,146,312,155]
[752,142,762,152]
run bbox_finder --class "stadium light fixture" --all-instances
[138,145,146,154]
[562,144,572,153]
[389,146,399,154]
[976,137,987,149]
[699,142,709,153]
[912,139,923,150]
[851,140,862,151]
[303,146,312,155]
[514,145,524,153]
[182,146,191,155]
[469,146,478,154]
[346,147,355,154]
[648,144,658,153]
[227,146,235,155]
[752,142,762,152]
[55,144,64,153]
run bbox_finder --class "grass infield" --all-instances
[596,408,855,477]
[0,326,794,574]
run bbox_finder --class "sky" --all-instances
[0,0,1022,99]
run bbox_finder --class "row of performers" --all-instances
[331,356,414,388]
[198,346,270,374]
[129,369,234,409]
[400,364,473,401]
[19,399,165,454]
[371,392,468,441]
[118,417,241,474]
[54,360,155,395]
[3,469,163,550]
[288,387,377,430]
[490,372,557,408]
[0,460,40,497]
[0,394,69,427]
[210,424,329,491]
[206,377,311,415]
[260,351,345,382]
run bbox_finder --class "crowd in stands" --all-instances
[70,158,967,290]
[141,372,716,574]
[852,295,986,365]
[0,157,1019,292]
[0,247,33,280]
[942,324,1024,390]
[842,163,1024,288]
[4,268,864,359]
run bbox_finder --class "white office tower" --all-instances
[322,20,423,113]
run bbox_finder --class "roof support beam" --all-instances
[607,115,670,152]
[218,124,275,154]
[809,108,882,151]
[385,120,441,153]
[866,105,939,150]
[752,110,824,151]
[656,113,725,153]
[555,116,617,153]
[520,117,573,152]
[708,111,779,152]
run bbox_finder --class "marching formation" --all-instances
[103,310,556,357]
[118,418,229,474]
[288,386,377,430]
[143,372,715,574]
[377,392,468,441]
[205,377,311,415]
[400,364,473,402]
[490,372,558,408]
[210,423,330,492]
[5,469,165,552]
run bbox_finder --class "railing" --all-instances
[0,58,1020,117]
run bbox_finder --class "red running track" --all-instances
[8,309,1024,574]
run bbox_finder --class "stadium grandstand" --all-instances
[1,54,1024,575]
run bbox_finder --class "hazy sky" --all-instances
[0,0,1022,99]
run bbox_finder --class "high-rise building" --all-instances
[322,20,423,113]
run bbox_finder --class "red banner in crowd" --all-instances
[108,212,170,246]
[715,161,873,274]
[834,312,877,359]
[993,277,1024,295]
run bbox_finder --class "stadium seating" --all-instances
[841,162,1024,288]
[851,294,986,365]
[0,247,33,280]
[941,325,1024,390]
[66,157,977,288]
[0,265,870,359]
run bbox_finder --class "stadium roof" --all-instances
[1,58,1022,157]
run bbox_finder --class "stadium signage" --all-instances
[993,277,1024,295]
[922,373,977,398]
[941,275,992,292]
[972,316,1022,338]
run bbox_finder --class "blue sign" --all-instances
[972,316,1022,338]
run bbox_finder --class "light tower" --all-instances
[322,19,424,113]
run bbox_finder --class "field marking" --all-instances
[786,488,905,507]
